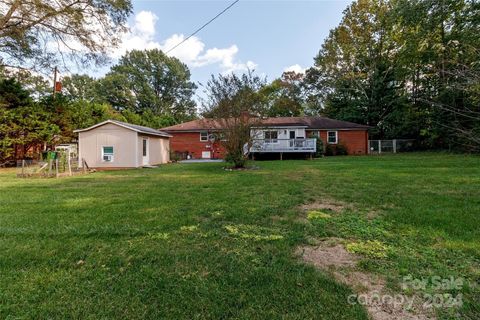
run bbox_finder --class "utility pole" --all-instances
[52,66,58,98]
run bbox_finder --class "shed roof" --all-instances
[74,120,172,137]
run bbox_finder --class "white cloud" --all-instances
[112,11,256,74]
[134,11,158,35]
[283,64,306,74]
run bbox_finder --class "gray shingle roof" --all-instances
[161,116,370,131]
[74,120,172,137]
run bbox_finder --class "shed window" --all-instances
[327,131,338,144]
[264,131,278,143]
[102,146,114,162]
[200,131,208,141]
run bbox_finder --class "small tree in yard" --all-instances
[202,71,267,168]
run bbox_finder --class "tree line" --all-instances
[1,0,479,165]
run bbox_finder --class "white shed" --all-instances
[74,120,171,169]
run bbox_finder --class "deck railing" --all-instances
[250,138,317,153]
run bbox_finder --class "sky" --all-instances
[96,0,351,98]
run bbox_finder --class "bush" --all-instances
[336,143,348,155]
[325,143,348,156]
[169,150,181,162]
[225,151,247,168]
[309,135,324,158]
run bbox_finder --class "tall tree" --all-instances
[0,0,132,70]
[0,78,59,164]
[202,71,267,168]
[261,71,305,117]
[310,0,410,139]
[393,0,480,150]
[102,49,197,124]
[62,74,99,102]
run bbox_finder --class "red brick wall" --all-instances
[169,129,368,159]
[168,132,226,159]
[307,130,368,155]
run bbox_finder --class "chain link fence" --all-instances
[368,139,415,154]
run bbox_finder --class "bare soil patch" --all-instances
[300,200,348,213]
[296,239,435,320]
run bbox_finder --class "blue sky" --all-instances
[104,0,350,97]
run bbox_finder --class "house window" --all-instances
[264,131,278,143]
[102,146,114,162]
[200,131,208,141]
[327,131,338,144]
[309,131,320,138]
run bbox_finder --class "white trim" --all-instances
[142,137,149,165]
[135,133,139,167]
[327,131,338,144]
[74,120,172,138]
[200,131,209,142]
[78,133,82,167]
[101,145,114,162]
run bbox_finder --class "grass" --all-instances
[0,153,479,319]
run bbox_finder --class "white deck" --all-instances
[250,139,317,153]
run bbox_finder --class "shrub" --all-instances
[169,150,181,162]
[336,143,348,155]
[325,143,348,156]
[225,150,247,168]
[309,133,325,157]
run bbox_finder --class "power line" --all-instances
[165,0,240,54]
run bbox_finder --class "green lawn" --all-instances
[0,153,479,319]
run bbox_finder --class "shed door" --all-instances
[142,138,149,165]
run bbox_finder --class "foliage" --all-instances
[325,143,348,156]
[260,71,305,117]
[346,240,390,258]
[0,77,127,163]
[308,0,480,151]
[104,49,197,124]
[309,132,325,157]
[307,210,331,220]
[0,78,59,163]
[0,0,132,70]
[202,71,267,168]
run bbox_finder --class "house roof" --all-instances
[74,120,172,138]
[161,116,370,132]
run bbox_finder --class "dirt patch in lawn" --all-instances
[300,200,348,213]
[296,239,435,320]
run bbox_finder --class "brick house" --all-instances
[161,116,369,159]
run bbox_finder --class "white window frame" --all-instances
[200,131,208,142]
[264,130,278,143]
[327,131,338,144]
[102,146,114,162]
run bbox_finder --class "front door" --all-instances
[142,138,149,165]
[289,130,296,148]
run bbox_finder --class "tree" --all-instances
[309,0,411,139]
[307,0,480,151]
[62,74,99,102]
[0,78,59,164]
[202,71,267,168]
[103,49,197,124]
[0,0,132,70]
[261,71,305,117]
[392,0,480,150]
